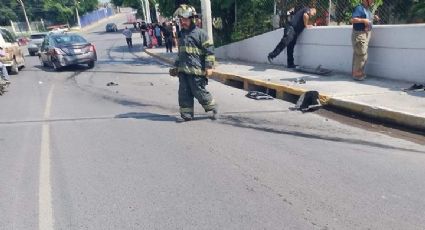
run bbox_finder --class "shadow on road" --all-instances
[33,64,90,73]
[115,112,176,122]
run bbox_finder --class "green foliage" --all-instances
[0,0,100,26]
[231,0,273,43]
[0,6,18,25]
[43,0,73,24]
[410,0,425,22]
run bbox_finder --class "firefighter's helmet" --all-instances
[173,4,198,19]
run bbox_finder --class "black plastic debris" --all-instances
[290,91,322,112]
[106,82,119,86]
[402,83,424,92]
[246,91,274,100]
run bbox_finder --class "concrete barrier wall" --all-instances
[215,24,425,83]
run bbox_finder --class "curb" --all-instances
[144,49,425,131]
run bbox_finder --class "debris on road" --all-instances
[290,91,322,112]
[246,91,274,100]
[294,78,306,84]
[106,82,119,86]
[0,80,10,95]
[402,83,424,92]
[295,65,333,76]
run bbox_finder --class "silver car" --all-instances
[39,33,97,71]
[27,32,48,56]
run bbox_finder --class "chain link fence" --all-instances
[8,21,46,35]
[212,0,423,46]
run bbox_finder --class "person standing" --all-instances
[267,7,316,68]
[0,47,10,82]
[170,4,218,121]
[163,21,174,53]
[154,24,163,47]
[351,0,378,80]
[140,21,148,47]
[122,27,133,48]
[172,20,178,47]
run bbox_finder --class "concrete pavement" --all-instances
[2,13,425,230]
[145,48,425,131]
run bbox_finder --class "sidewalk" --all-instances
[144,48,425,131]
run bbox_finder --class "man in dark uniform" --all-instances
[162,21,174,53]
[169,4,217,121]
[267,7,316,68]
[140,21,148,47]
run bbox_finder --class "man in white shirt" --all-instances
[122,27,133,48]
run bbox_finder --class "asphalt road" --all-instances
[1,15,425,230]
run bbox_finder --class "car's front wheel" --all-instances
[10,59,19,75]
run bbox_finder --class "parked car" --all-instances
[39,33,97,71]
[0,27,25,74]
[106,23,118,32]
[28,32,48,56]
[47,24,70,33]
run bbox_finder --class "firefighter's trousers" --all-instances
[178,73,216,119]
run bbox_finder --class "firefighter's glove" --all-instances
[169,67,178,77]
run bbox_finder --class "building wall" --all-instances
[215,24,425,83]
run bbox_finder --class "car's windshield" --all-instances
[52,35,87,45]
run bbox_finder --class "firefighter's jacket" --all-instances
[175,24,215,76]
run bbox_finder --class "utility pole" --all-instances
[200,0,213,43]
[16,0,32,33]
[139,0,146,22]
[74,0,82,28]
[328,0,331,25]
[145,0,151,23]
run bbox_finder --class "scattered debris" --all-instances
[295,65,333,76]
[0,80,9,96]
[289,91,322,112]
[402,83,424,92]
[294,78,306,84]
[106,82,119,86]
[246,91,274,100]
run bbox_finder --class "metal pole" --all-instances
[74,0,82,28]
[235,0,237,26]
[10,20,17,34]
[145,0,151,23]
[17,0,32,33]
[200,0,213,43]
[328,0,331,25]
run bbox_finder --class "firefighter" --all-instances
[170,4,217,121]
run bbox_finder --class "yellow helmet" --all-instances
[173,4,198,18]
